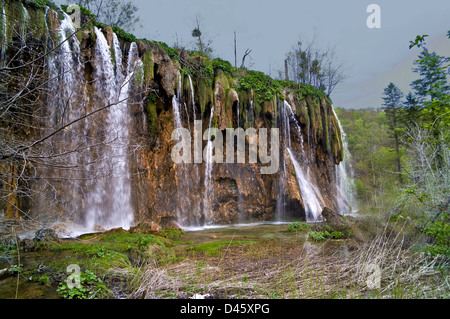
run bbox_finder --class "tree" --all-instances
[70,0,141,32]
[403,92,421,121]
[191,15,213,57]
[382,82,404,184]
[284,36,346,96]
[411,48,450,103]
[408,32,450,174]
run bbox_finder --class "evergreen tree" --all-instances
[382,82,404,184]
[411,49,450,103]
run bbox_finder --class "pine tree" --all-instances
[382,82,404,185]
[411,49,450,103]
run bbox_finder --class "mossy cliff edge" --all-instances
[0,0,345,229]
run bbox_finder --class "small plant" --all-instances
[423,213,450,256]
[212,58,233,73]
[308,231,330,242]
[8,264,23,274]
[57,270,111,299]
[38,275,51,286]
[330,231,345,239]
[286,222,309,233]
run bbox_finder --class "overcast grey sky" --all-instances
[65,0,450,109]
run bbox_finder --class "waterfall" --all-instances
[188,74,196,121]
[276,98,288,221]
[287,149,324,222]
[42,12,86,226]
[112,33,123,81]
[49,12,82,124]
[20,4,29,43]
[249,88,254,125]
[333,109,358,215]
[281,101,324,222]
[203,105,215,225]
[173,71,183,130]
[236,101,240,127]
[84,27,134,231]
[0,7,6,56]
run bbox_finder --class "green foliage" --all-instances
[423,213,450,257]
[409,34,429,49]
[335,109,404,209]
[22,0,58,10]
[38,275,51,286]
[8,264,24,274]
[411,49,449,102]
[199,61,214,86]
[239,71,282,104]
[155,41,179,60]
[308,231,330,242]
[286,222,309,233]
[111,26,137,43]
[330,231,345,239]
[57,270,111,299]
[161,228,185,239]
[212,58,233,73]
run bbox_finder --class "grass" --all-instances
[127,219,449,299]
[186,241,256,256]
[286,222,310,233]
[3,218,448,299]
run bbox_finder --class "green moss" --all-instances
[286,222,310,233]
[198,80,213,114]
[161,227,185,239]
[238,70,282,105]
[212,57,233,73]
[153,41,178,60]
[22,0,58,10]
[187,241,255,256]
[146,99,157,136]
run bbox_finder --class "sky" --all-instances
[63,0,450,109]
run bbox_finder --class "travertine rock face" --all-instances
[0,1,345,231]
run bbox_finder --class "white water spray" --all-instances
[203,105,215,225]
[333,109,358,215]
[84,27,134,231]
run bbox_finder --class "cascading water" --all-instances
[84,27,134,231]
[188,74,196,121]
[49,12,83,124]
[20,4,29,43]
[282,101,325,222]
[333,109,358,215]
[203,105,215,225]
[42,12,86,225]
[0,7,6,65]
[287,149,324,222]
[172,71,183,130]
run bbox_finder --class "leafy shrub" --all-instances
[330,231,345,239]
[212,58,233,73]
[286,222,309,233]
[423,213,450,256]
[112,26,137,43]
[238,70,282,104]
[57,270,111,299]
[308,231,330,242]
